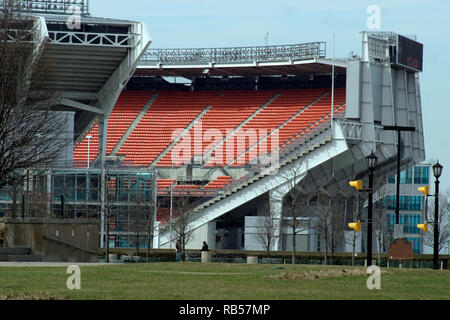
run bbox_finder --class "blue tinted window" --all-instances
[0,190,11,201]
[387,214,423,235]
[400,167,413,184]
[385,195,423,211]
[414,166,429,185]
[408,196,423,211]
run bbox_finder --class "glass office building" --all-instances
[0,168,157,249]
[385,164,430,254]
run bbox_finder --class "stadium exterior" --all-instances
[0,2,426,256]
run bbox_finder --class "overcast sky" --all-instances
[90,0,450,192]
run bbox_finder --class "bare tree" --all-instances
[133,204,143,257]
[329,199,346,264]
[373,185,391,266]
[4,170,56,219]
[137,191,156,261]
[254,200,277,257]
[0,0,66,189]
[345,193,362,266]
[127,175,157,259]
[423,192,450,253]
[313,192,334,265]
[27,189,54,218]
[277,165,310,264]
[170,193,195,262]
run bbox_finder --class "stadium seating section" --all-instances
[74,87,346,172]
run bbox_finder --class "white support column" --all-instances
[152,222,160,249]
[269,180,293,252]
[269,190,283,251]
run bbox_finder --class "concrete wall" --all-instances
[343,231,362,253]
[160,221,216,250]
[53,111,74,167]
[187,221,216,250]
[4,219,100,262]
[245,216,311,251]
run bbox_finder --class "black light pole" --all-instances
[432,161,443,270]
[366,152,378,267]
[383,125,415,225]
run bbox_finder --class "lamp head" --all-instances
[433,161,443,179]
[366,152,378,170]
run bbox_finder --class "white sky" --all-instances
[90,0,450,192]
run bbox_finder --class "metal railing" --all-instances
[189,107,346,210]
[47,30,133,47]
[43,235,100,256]
[142,42,326,65]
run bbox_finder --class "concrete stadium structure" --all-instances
[0,2,426,256]
[138,32,426,252]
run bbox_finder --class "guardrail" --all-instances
[187,107,346,210]
[142,42,326,65]
[0,0,90,16]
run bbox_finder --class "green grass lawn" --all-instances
[0,262,449,300]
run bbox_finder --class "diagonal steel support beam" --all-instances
[58,98,105,114]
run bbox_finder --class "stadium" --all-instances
[0,1,427,258]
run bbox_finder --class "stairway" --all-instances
[224,90,330,168]
[0,247,42,262]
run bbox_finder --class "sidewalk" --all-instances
[0,262,111,267]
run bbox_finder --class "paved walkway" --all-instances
[0,262,113,267]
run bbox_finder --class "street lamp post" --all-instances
[86,135,92,168]
[382,125,415,225]
[432,161,443,270]
[366,152,378,267]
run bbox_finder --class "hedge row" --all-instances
[99,248,449,269]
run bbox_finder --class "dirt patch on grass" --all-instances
[142,270,252,275]
[265,268,390,281]
[0,292,63,300]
